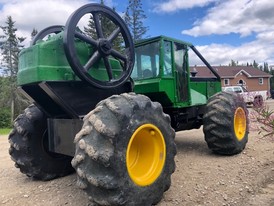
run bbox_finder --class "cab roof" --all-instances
[134,35,193,47]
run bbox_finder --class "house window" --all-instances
[237,79,246,86]
[259,78,263,85]
[224,79,229,86]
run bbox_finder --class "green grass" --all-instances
[0,128,11,135]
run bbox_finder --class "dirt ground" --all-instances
[1,103,274,206]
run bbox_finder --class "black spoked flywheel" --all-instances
[63,3,135,89]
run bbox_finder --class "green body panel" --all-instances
[18,33,121,85]
[18,37,75,85]
[189,81,221,105]
[134,77,176,106]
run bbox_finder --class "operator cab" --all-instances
[132,36,221,108]
[132,36,188,81]
[132,36,193,107]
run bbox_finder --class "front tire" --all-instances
[8,105,74,180]
[203,92,249,155]
[72,93,176,205]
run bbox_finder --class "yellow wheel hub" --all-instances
[126,124,166,186]
[234,107,247,141]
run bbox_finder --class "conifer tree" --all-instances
[229,59,237,66]
[84,0,123,51]
[125,0,148,42]
[252,60,259,69]
[0,16,27,123]
[84,0,115,39]
[263,62,269,73]
[0,16,25,76]
[31,28,38,39]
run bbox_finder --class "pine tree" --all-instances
[229,59,237,66]
[84,0,115,39]
[263,62,269,73]
[0,16,25,76]
[84,14,97,39]
[125,0,148,42]
[0,16,27,123]
[270,69,274,90]
[31,28,38,39]
[252,60,259,69]
[84,0,123,51]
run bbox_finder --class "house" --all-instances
[190,66,272,92]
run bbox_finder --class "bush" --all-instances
[250,103,274,140]
[0,109,11,128]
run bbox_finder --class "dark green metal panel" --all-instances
[187,81,221,105]
[134,79,160,93]
[134,78,176,106]
[18,32,122,85]
[159,78,176,104]
[207,81,221,97]
[18,33,77,85]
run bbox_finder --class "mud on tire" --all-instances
[72,93,177,205]
[203,92,249,155]
[8,105,74,180]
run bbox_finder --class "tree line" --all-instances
[228,59,270,73]
[0,0,148,128]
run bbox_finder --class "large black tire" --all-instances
[8,105,74,180]
[203,92,249,155]
[72,93,176,205]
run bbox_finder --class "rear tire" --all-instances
[72,93,176,205]
[203,92,249,155]
[8,105,74,180]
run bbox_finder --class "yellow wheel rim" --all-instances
[126,124,166,186]
[234,107,247,141]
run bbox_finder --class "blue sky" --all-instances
[0,0,274,66]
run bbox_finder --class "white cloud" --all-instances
[153,0,217,13]
[179,0,274,66]
[189,38,274,66]
[182,0,274,37]
[0,0,119,44]
[256,30,274,43]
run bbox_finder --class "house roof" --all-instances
[190,66,272,78]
